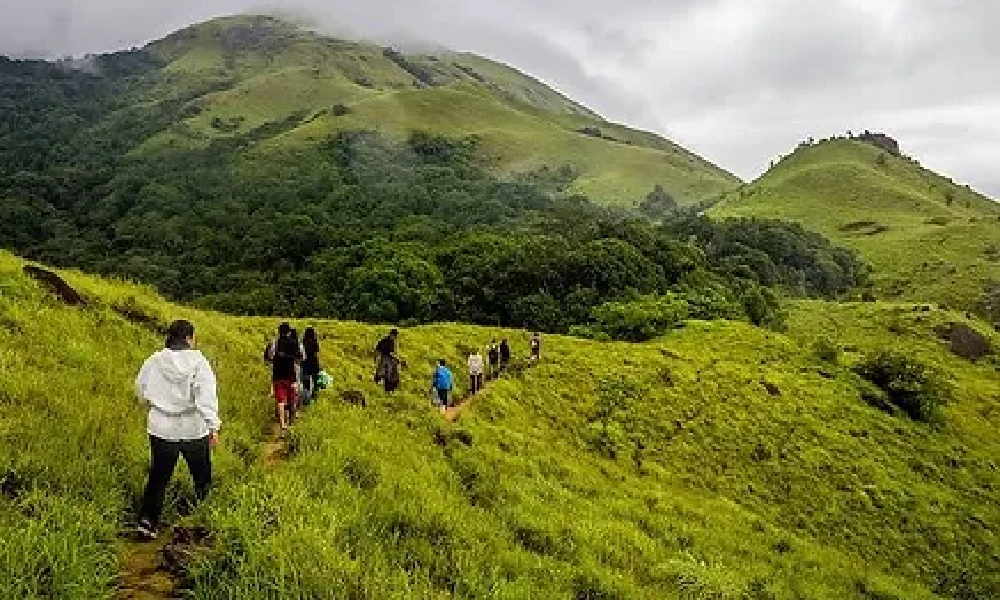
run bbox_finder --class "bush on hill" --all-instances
[854,350,946,423]
[585,294,689,342]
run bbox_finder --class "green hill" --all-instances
[123,14,738,206]
[712,138,1000,320]
[3,251,998,598]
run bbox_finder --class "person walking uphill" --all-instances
[487,340,500,379]
[266,322,303,434]
[134,320,220,541]
[375,329,401,393]
[431,360,453,413]
[499,339,511,372]
[300,327,321,405]
[468,349,485,395]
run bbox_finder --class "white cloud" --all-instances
[2,0,998,197]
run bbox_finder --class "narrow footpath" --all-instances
[117,359,537,596]
[118,419,290,599]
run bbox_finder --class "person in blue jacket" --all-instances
[431,359,453,412]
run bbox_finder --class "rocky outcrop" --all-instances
[852,131,901,156]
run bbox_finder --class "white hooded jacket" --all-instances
[135,348,221,441]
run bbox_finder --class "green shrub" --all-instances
[587,294,688,342]
[585,378,641,459]
[813,337,842,364]
[854,351,946,423]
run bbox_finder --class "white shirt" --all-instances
[468,353,485,375]
[135,349,221,441]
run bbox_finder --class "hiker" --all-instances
[266,322,303,433]
[431,359,453,413]
[499,339,511,372]
[300,327,321,405]
[468,349,485,395]
[134,320,219,540]
[374,329,401,393]
[487,339,500,379]
[530,332,542,361]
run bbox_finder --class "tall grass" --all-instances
[1,252,998,598]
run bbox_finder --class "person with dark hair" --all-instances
[487,339,500,379]
[530,332,542,361]
[288,328,303,418]
[134,320,220,540]
[265,322,303,433]
[300,327,321,405]
[499,339,511,372]
[431,359,453,413]
[374,328,401,393]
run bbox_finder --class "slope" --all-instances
[2,251,998,599]
[712,139,1000,318]
[130,14,739,206]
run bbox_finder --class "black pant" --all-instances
[470,373,483,394]
[140,435,212,526]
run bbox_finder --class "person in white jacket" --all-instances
[468,350,485,396]
[134,319,220,540]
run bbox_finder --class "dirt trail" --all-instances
[443,358,537,422]
[262,421,288,470]
[117,536,177,600]
[118,418,291,598]
[115,359,519,597]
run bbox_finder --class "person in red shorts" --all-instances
[265,322,303,435]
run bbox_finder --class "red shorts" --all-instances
[273,380,296,406]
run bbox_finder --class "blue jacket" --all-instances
[432,366,453,390]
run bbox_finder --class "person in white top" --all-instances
[468,350,485,396]
[134,319,220,540]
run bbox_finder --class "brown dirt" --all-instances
[117,525,210,600]
[117,536,177,600]
[262,421,288,469]
[118,419,287,597]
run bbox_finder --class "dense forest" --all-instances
[0,55,868,339]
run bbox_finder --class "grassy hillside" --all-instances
[133,14,739,205]
[3,250,998,599]
[713,139,1000,317]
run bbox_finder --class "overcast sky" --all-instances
[3,0,999,197]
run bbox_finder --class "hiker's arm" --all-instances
[192,357,221,435]
[134,357,153,405]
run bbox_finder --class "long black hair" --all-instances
[165,320,194,350]
[303,327,319,355]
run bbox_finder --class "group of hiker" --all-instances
[131,318,541,540]
[424,333,543,413]
[263,322,328,433]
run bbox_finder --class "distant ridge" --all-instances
[714,137,1000,319]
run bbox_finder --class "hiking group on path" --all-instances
[132,318,541,541]
[264,322,329,435]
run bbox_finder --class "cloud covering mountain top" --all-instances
[4,0,999,197]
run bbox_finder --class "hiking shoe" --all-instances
[137,519,157,541]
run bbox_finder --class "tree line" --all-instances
[0,55,868,340]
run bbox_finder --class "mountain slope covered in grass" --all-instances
[2,251,998,599]
[100,14,739,206]
[712,138,1000,319]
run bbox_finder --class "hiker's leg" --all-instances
[288,384,298,422]
[140,436,181,527]
[180,436,212,503]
